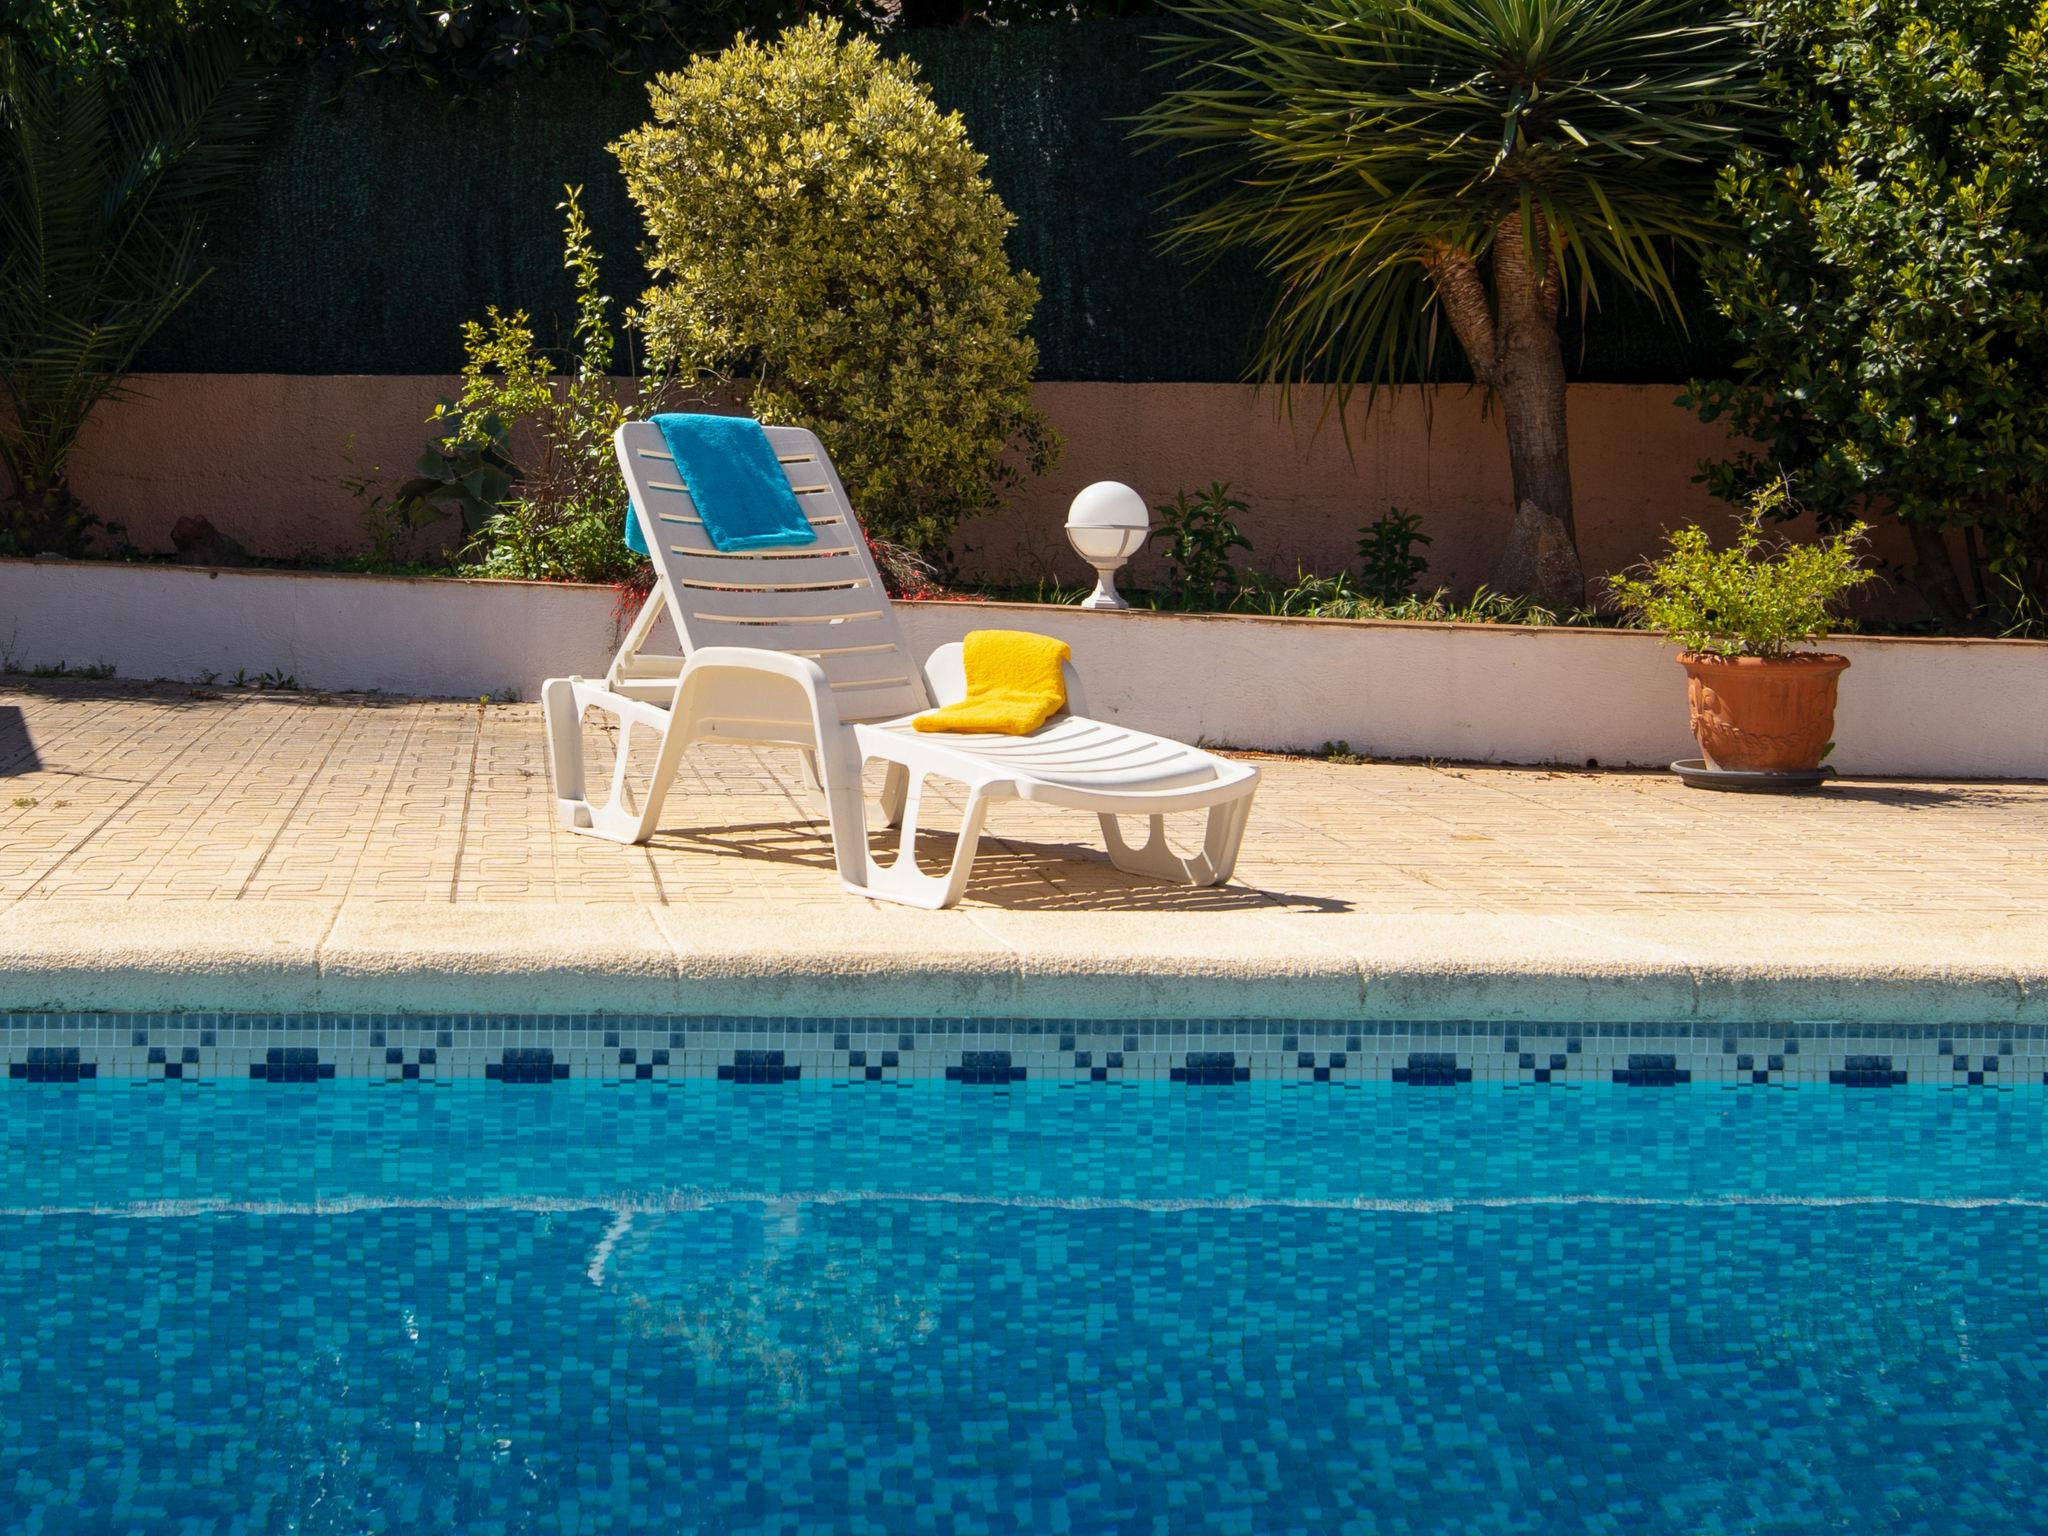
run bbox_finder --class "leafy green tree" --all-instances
[0,32,272,556]
[1136,0,1762,606]
[17,0,1152,83]
[611,17,1055,552]
[1687,0,2048,631]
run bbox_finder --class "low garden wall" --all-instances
[5,560,2041,778]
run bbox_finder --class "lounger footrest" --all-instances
[844,713,1258,908]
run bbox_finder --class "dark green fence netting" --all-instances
[144,19,1733,382]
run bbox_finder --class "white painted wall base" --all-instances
[3,560,2042,777]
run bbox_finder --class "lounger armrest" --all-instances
[674,645,870,887]
[675,646,845,747]
[918,640,1092,716]
[681,645,834,692]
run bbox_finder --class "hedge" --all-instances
[144,19,1731,382]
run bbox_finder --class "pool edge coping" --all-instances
[0,898,2041,1028]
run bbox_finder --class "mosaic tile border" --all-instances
[5,1014,2047,1087]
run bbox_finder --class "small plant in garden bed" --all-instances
[1355,509,1431,603]
[372,184,675,586]
[1229,571,1597,627]
[1231,567,1363,617]
[1149,482,1252,607]
[1,659,115,680]
[956,566,1604,625]
[230,668,300,691]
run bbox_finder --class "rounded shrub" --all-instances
[610,17,1057,553]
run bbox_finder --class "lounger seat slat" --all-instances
[806,647,922,689]
[661,542,858,563]
[683,584,886,622]
[675,577,868,596]
[644,479,843,508]
[865,716,1219,792]
[655,524,856,561]
[616,654,685,678]
[680,612,907,654]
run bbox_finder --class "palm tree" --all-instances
[0,33,272,557]
[1137,0,1761,607]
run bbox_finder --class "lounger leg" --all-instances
[849,769,990,910]
[809,735,871,890]
[877,761,910,830]
[542,676,688,845]
[1097,789,1257,888]
[542,678,588,821]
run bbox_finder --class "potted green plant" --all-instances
[1609,485,1876,774]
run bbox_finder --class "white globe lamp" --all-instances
[1065,481,1150,610]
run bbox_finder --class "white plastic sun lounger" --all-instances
[540,421,1259,908]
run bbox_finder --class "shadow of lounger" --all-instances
[0,706,40,777]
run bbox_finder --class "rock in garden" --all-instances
[169,516,250,568]
[1493,499,1586,613]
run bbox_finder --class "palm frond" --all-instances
[1136,0,1765,401]
[0,31,273,546]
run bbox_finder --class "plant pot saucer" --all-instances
[1671,758,1836,793]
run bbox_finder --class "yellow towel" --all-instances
[914,629,1072,736]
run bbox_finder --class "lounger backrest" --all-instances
[615,420,932,723]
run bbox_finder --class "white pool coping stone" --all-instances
[2,899,2040,1026]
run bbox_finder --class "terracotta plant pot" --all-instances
[1679,653,1850,773]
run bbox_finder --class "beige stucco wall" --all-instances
[71,375,1819,593]
[958,380,1752,594]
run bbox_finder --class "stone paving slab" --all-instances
[2,678,2045,1021]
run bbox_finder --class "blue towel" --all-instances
[623,413,817,556]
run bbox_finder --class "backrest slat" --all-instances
[615,420,930,720]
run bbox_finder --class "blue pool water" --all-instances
[5,1081,2047,1534]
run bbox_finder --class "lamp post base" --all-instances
[1079,569,1129,610]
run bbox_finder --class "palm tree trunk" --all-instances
[1490,214,1574,542]
[1,474,92,559]
[1424,216,1585,608]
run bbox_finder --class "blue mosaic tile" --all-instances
[4,1083,2048,1532]
[11,1047,94,1084]
[947,1050,1023,1085]
[487,1047,567,1084]
[1393,1051,1471,1086]
[1615,1054,1692,1087]
[718,1049,798,1086]
[1,1013,2045,1090]
[1172,1051,1247,1085]
[1832,1054,1908,1087]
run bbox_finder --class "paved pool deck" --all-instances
[2,677,2044,1024]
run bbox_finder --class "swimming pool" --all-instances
[5,1073,2045,1534]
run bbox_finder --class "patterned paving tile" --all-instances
[3,677,2046,920]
